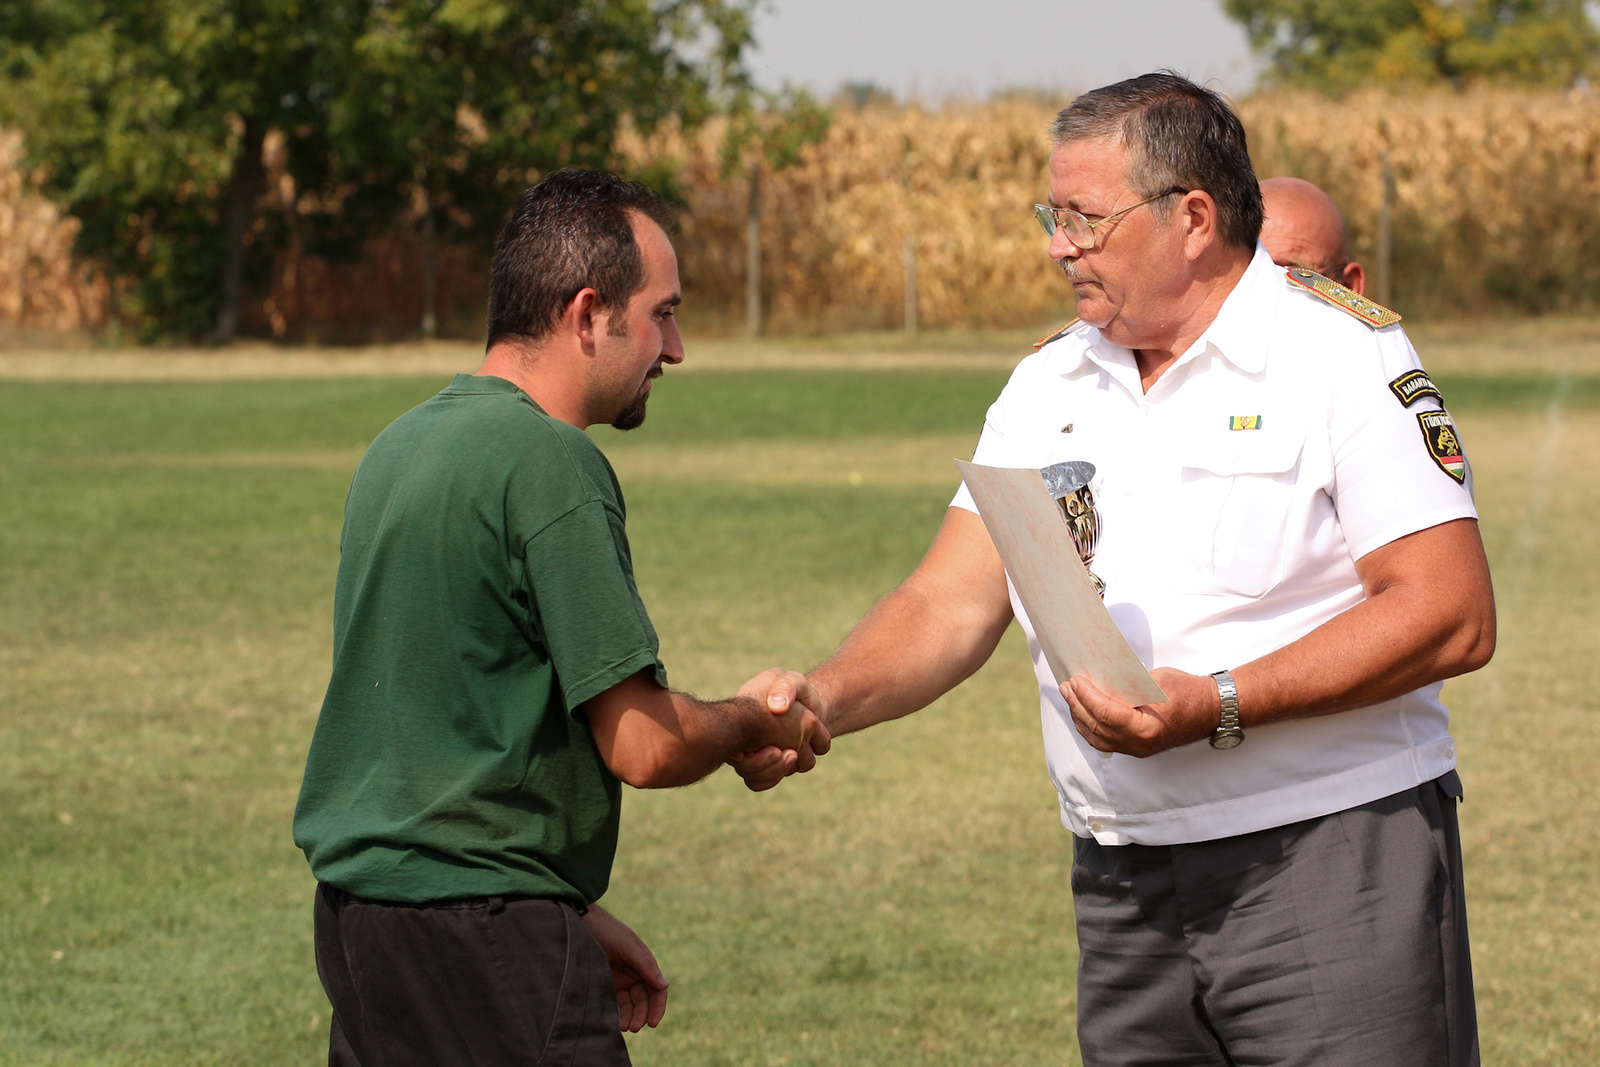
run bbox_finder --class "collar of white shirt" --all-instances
[1060,244,1283,382]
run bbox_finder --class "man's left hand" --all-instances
[1061,669,1221,757]
[579,905,669,1032]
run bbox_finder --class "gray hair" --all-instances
[1050,72,1263,250]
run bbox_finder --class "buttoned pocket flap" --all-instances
[1172,427,1307,598]
[1179,429,1305,477]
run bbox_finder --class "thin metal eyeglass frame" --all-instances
[1033,186,1189,249]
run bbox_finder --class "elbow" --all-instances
[1456,625,1496,676]
[608,749,674,790]
[1442,601,1497,678]
[605,741,695,790]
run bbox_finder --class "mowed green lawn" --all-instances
[1,364,1596,1065]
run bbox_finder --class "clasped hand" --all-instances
[731,668,829,791]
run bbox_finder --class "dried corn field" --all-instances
[633,87,1600,330]
[617,99,1076,333]
[3,87,1598,340]
[1241,88,1600,316]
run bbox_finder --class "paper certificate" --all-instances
[955,459,1166,708]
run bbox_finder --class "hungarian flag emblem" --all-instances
[1417,410,1467,483]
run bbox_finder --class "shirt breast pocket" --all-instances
[1169,429,1306,598]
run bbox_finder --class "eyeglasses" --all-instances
[1033,187,1189,249]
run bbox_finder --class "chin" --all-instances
[610,396,649,431]
[1074,302,1113,330]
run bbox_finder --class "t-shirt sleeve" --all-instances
[950,392,1015,514]
[521,500,668,714]
[1328,326,1478,561]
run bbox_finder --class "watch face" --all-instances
[1210,731,1244,750]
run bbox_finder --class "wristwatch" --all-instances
[1208,669,1244,749]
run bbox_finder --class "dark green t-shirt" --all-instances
[292,374,667,905]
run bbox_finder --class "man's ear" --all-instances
[1176,190,1220,261]
[564,287,602,353]
[1341,261,1367,297]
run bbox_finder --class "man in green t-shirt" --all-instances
[293,169,828,1067]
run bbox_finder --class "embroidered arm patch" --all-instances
[1417,410,1467,484]
[1390,370,1443,408]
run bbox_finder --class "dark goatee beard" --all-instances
[610,393,649,431]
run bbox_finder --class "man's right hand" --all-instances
[731,669,829,792]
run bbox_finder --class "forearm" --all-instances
[810,508,1014,736]
[1234,518,1496,727]
[587,672,805,789]
[1235,576,1494,726]
[1063,519,1495,758]
[624,691,795,788]
[811,582,1007,736]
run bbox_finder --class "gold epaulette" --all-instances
[1284,268,1400,328]
[1033,318,1081,349]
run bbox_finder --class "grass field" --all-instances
[2,335,1597,1065]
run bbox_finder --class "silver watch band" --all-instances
[1209,669,1243,749]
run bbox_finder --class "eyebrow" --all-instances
[1048,195,1101,216]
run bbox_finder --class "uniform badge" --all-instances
[1390,370,1443,408]
[1033,318,1081,349]
[1285,268,1401,328]
[1417,410,1467,483]
[1228,415,1263,431]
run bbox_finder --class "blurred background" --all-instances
[2,0,1598,346]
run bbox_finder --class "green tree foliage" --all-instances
[320,0,757,338]
[1224,0,1600,90]
[0,0,757,341]
[719,84,832,175]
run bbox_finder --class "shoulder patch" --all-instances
[1033,318,1081,349]
[1417,410,1467,484]
[1285,268,1400,328]
[1390,370,1443,408]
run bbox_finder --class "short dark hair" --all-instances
[1050,72,1263,251]
[485,169,673,349]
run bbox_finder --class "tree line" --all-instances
[0,0,762,341]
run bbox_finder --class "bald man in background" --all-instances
[1259,176,1367,295]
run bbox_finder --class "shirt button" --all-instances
[1097,749,1113,760]
[1089,819,1105,834]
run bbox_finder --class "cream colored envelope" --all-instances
[956,459,1166,708]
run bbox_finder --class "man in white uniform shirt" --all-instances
[741,73,1494,1066]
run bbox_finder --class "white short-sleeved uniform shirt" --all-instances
[951,245,1478,846]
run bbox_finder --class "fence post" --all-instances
[745,164,762,337]
[420,195,438,340]
[902,232,918,334]
[1377,150,1394,308]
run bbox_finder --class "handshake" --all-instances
[731,667,833,792]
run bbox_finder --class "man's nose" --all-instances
[1049,226,1080,262]
[660,320,685,364]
